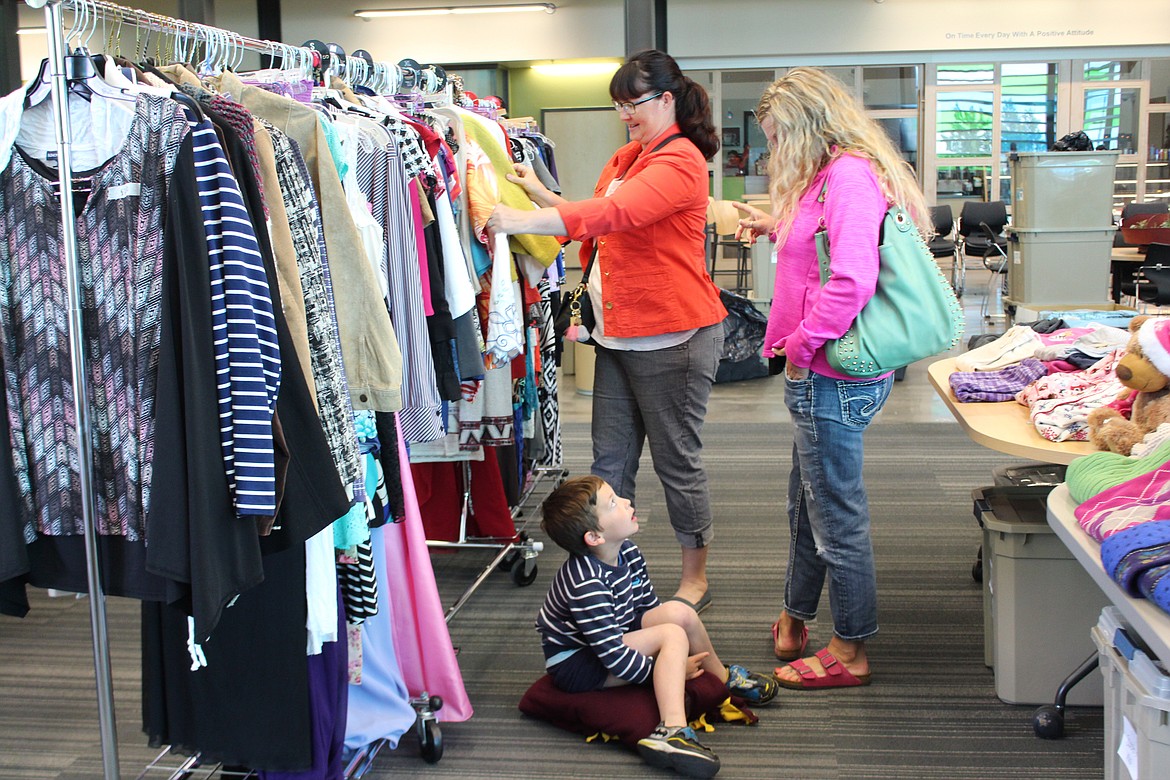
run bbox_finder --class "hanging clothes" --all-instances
[216,70,404,413]
[3,25,571,773]
[342,525,418,750]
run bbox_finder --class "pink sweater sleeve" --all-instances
[772,156,887,372]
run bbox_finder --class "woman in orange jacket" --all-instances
[488,50,726,610]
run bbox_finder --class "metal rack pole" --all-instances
[25,0,121,776]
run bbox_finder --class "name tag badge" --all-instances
[604,178,624,197]
[107,183,141,200]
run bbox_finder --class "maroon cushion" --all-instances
[518,671,757,749]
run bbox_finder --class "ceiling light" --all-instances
[355,3,555,18]
[531,62,621,77]
[16,27,48,35]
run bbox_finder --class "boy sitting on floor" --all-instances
[535,476,778,778]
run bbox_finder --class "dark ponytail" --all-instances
[610,49,721,161]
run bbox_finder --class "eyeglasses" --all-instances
[613,92,663,114]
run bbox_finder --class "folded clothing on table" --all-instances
[949,358,1047,402]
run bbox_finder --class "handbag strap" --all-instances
[615,133,686,179]
[581,247,598,284]
[816,176,830,230]
[648,132,685,155]
[814,171,904,257]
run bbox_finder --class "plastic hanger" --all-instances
[23,2,134,110]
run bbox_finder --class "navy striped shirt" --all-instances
[536,540,660,684]
[184,111,280,519]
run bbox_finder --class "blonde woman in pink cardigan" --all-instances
[734,67,931,690]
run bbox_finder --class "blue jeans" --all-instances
[590,324,723,548]
[783,370,893,641]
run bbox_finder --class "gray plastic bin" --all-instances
[1093,608,1170,780]
[1009,151,1120,229]
[1005,226,1116,306]
[973,485,1109,705]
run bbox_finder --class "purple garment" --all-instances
[949,358,1047,402]
[1101,520,1170,617]
[259,588,349,780]
[243,77,315,106]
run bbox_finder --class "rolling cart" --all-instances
[426,462,566,623]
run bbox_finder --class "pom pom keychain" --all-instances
[567,322,591,343]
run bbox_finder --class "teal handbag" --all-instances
[815,181,964,378]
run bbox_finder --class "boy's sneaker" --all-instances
[636,723,720,778]
[726,663,779,705]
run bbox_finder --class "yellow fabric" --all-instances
[689,713,714,733]
[718,698,756,725]
[585,732,620,743]
[461,115,561,266]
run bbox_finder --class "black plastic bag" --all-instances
[716,289,770,383]
[1051,131,1094,152]
[718,289,767,363]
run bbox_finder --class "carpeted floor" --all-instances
[389,421,1105,779]
[0,421,1107,779]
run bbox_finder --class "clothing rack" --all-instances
[426,461,558,623]
[24,2,322,777]
[385,91,563,621]
[24,2,565,774]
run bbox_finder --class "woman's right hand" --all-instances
[506,163,556,206]
[731,201,777,244]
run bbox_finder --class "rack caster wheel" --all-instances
[410,693,444,763]
[498,531,532,573]
[511,555,538,586]
[1032,704,1064,739]
[419,719,443,763]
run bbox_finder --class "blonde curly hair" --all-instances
[756,67,931,246]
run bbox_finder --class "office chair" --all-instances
[706,199,752,296]
[1112,202,1170,302]
[1130,243,1170,312]
[927,205,962,294]
[958,201,1010,322]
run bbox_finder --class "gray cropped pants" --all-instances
[589,323,723,548]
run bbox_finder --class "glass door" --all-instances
[716,69,777,203]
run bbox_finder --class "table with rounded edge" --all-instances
[926,357,1096,464]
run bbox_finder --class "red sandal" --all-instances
[771,620,808,662]
[774,648,872,690]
